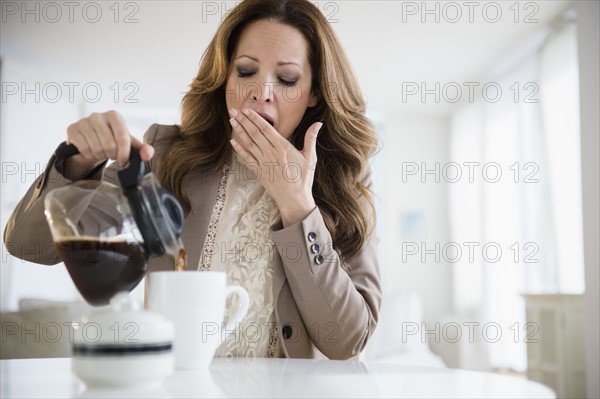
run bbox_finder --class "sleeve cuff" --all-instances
[270,206,335,270]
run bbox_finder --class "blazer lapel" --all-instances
[180,168,222,270]
[270,220,287,305]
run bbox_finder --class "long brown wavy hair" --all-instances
[159,0,378,262]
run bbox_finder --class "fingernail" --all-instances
[229,108,238,117]
[316,122,324,134]
[242,108,250,116]
[230,139,238,147]
[229,117,239,127]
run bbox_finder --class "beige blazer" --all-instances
[3,124,382,360]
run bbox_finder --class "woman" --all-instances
[4,0,381,360]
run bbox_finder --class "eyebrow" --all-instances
[236,54,302,67]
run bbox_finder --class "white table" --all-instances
[0,357,555,398]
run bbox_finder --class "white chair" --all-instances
[362,291,446,368]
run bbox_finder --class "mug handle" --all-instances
[224,285,250,333]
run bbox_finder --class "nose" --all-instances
[248,80,273,103]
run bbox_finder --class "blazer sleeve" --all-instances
[270,167,382,360]
[2,124,164,265]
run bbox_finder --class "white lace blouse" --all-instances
[198,153,282,358]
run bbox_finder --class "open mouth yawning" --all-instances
[257,112,275,127]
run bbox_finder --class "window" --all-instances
[449,16,583,371]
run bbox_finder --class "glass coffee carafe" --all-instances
[44,143,185,306]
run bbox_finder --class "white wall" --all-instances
[377,113,452,325]
[575,2,600,398]
[0,58,83,309]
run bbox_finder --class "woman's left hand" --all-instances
[228,108,323,227]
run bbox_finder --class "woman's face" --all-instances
[225,19,317,140]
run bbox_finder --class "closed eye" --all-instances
[237,68,255,78]
[236,68,298,87]
[278,78,297,87]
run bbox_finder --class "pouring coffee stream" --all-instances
[175,248,187,272]
[45,143,187,305]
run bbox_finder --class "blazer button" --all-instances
[310,243,320,254]
[314,254,324,265]
[282,325,293,340]
[307,232,317,242]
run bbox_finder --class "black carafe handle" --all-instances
[54,142,184,257]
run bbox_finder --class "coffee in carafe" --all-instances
[56,238,147,306]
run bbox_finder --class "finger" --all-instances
[131,135,155,161]
[239,108,286,148]
[66,123,92,159]
[70,135,94,163]
[302,122,323,162]
[89,113,117,159]
[105,110,131,166]
[230,138,257,165]
[229,115,263,158]
[232,108,275,150]
[78,120,106,160]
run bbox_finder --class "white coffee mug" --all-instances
[147,271,249,369]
